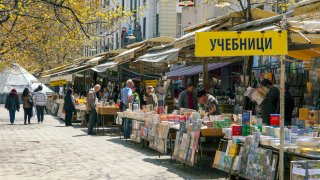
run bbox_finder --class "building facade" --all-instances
[82,0,183,57]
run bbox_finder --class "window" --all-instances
[134,0,137,10]
[130,0,133,11]
[176,13,182,38]
[122,0,125,10]
[143,17,146,38]
[156,14,159,37]
[116,33,119,49]
[143,0,146,6]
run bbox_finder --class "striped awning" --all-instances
[166,62,232,77]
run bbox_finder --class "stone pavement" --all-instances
[0,106,225,180]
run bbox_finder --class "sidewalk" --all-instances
[0,106,224,180]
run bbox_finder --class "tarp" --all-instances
[0,64,54,94]
[114,45,145,63]
[134,48,180,63]
[166,62,232,77]
[288,47,320,61]
[85,56,104,65]
[174,24,218,49]
[91,61,118,73]
[43,65,91,78]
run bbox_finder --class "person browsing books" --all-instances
[197,89,221,115]
[260,79,280,125]
[177,83,198,110]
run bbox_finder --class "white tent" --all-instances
[0,64,54,103]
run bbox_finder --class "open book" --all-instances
[244,87,266,105]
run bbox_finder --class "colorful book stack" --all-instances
[131,120,145,143]
[213,139,240,172]
[241,111,252,136]
[173,121,201,166]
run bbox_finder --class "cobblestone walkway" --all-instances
[0,106,224,180]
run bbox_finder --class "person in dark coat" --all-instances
[177,83,198,110]
[5,89,20,125]
[112,85,120,103]
[260,79,280,125]
[22,88,33,125]
[285,83,294,126]
[63,88,75,126]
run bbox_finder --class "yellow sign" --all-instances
[50,79,67,87]
[145,80,158,87]
[195,31,288,57]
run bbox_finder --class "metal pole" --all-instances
[140,61,144,88]
[279,55,285,180]
[202,58,208,90]
[279,15,287,180]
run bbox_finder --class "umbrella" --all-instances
[0,63,54,94]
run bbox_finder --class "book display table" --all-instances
[96,106,120,135]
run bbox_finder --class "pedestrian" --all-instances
[177,82,198,110]
[132,86,140,105]
[22,88,33,125]
[103,87,110,102]
[197,89,221,115]
[34,85,47,123]
[285,83,294,126]
[5,89,20,125]
[121,79,134,139]
[112,85,120,103]
[63,88,76,126]
[86,84,101,135]
[145,86,158,111]
[259,79,280,125]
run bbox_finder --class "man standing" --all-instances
[260,79,280,125]
[34,85,47,123]
[285,83,294,126]
[121,79,134,139]
[177,83,198,110]
[86,84,101,135]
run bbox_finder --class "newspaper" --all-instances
[244,87,266,105]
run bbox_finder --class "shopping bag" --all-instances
[33,107,36,117]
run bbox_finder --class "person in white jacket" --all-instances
[34,85,47,123]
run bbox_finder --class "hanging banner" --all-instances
[195,31,288,57]
[50,79,67,87]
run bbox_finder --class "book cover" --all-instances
[242,111,252,125]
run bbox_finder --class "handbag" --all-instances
[28,96,34,107]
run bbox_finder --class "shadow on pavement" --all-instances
[107,138,159,157]
[72,134,88,137]
[142,157,226,179]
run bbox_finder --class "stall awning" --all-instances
[174,24,218,49]
[86,56,104,65]
[288,47,320,61]
[166,62,232,77]
[134,48,180,63]
[44,65,91,78]
[91,61,118,73]
[114,45,145,63]
[127,36,175,49]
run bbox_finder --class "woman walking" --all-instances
[22,88,33,125]
[5,89,20,125]
[63,88,76,126]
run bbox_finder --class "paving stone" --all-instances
[0,105,225,179]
